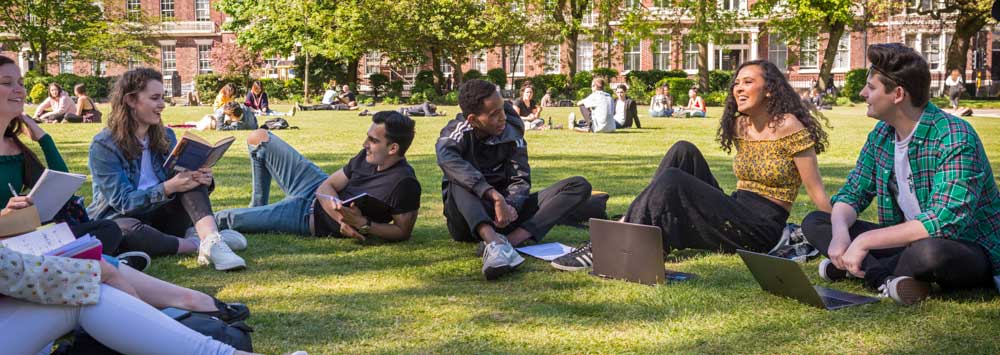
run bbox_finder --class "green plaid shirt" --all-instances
[832,103,1000,275]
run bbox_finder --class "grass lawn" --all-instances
[32,102,1000,354]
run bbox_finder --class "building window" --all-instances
[625,0,642,7]
[798,35,818,70]
[160,45,176,96]
[653,38,671,70]
[683,38,699,71]
[545,45,561,74]
[581,4,595,26]
[364,51,381,77]
[909,33,944,71]
[767,34,787,72]
[713,34,747,71]
[577,40,593,72]
[92,60,107,76]
[653,0,671,7]
[624,42,641,72]
[471,50,487,74]
[719,0,746,11]
[195,0,210,21]
[198,44,213,73]
[160,0,174,21]
[127,0,142,21]
[128,55,140,70]
[507,45,525,76]
[833,35,850,70]
[440,57,453,76]
[59,52,73,74]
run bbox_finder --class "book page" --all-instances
[27,169,87,222]
[1,223,75,255]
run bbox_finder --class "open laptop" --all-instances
[737,249,879,310]
[589,218,696,285]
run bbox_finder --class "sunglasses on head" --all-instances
[867,65,903,86]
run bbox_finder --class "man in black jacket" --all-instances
[614,84,640,128]
[436,79,593,280]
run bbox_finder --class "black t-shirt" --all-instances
[313,150,421,236]
[513,98,536,118]
[342,91,357,103]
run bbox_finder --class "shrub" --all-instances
[27,74,115,101]
[195,74,246,99]
[835,96,852,106]
[659,77,696,105]
[704,90,729,106]
[388,80,404,98]
[411,70,436,94]
[572,71,593,90]
[463,70,483,82]
[437,91,459,105]
[409,92,427,104]
[259,78,287,100]
[575,88,592,101]
[708,70,733,92]
[626,76,651,104]
[665,69,689,78]
[514,74,568,101]
[284,78,304,98]
[368,73,390,98]
[383,96,401,105]
[625,70,674,92]
[29,83,47,104]
[358,95,374,105]
[843,68,867,103]
[486,68,507,88]
[592,67,618,81]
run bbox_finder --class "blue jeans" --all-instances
[215,132,327,235]
[649,108,673,117]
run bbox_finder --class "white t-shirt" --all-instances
[613,99,627,126]
[894,127,921,221]
[137,138,159,191]
[581,91,614,133]
[321,89,338,105]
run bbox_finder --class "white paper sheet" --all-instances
[516,242,574,261]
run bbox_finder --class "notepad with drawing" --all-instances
[1,223,102,259]
[163,131,235,172]
[27,169,87,222]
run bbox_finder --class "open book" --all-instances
[1,223,102,260]
[163,131,235,172]
[27,169,87,222]
[316,192,393,223]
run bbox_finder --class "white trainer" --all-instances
[197,232,247,271]
[185,227,247,251]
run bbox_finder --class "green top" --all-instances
[0,134,67,207]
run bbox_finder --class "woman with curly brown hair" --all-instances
[553,60,832,271]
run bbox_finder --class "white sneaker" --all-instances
[198,232,247,271]
[481,234,525,280]
[878,276,930,306]
[568,112,576,128]
[185,227,248,251]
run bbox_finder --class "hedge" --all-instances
[708,70,733,92]
[486,68,507,88]
[658,77,697,105]
[513,74,569,101]
[24,72,115,103]
[843,68,867,103]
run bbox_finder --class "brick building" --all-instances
[358,0,997,96]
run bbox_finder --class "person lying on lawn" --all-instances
[551,60,831,272]
[802,43,1000,305]
[215,111,421,242]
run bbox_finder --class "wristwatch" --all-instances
[358,219,372,235]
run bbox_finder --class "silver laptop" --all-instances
[737,249,879,310]
[589,218,696,285]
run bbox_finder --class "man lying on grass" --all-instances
[436,79,592,280]
[215,111,421,242]
[802,43,1000,305]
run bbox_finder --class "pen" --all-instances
[7,183,18,197]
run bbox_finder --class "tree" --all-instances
[0,0,155,75]
[527,0,594,85]
[671,0,741,89]
[890,0,993,80]
[752,0,864,91]
[210,41,262,78]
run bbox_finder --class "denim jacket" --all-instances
[87,127,177,220]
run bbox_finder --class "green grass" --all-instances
[929,97,1000,109]
[33,103,1000,354]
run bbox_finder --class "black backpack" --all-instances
[260,117,297,130]
[54,313,254,354]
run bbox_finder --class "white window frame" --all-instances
[507,45,525,76]
[160,0,175,21]
[197,43,213,73]
[59,52,73,74]
[545,45,561,74]
[577,40,594,72]
[718,0,747,12]
[440,57,453,76]
[798,35,818,70]
[683,38,699,71]
[653,38,671,70]
[364,51,381,77]
[623,42,641,73]
[127,0,142,21]
[471,50,487,74]
[195,0,210,21]
[767,34,788,72]
[833,35,850,71]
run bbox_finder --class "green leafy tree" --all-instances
[0,0,155,75]
[671,0,741,90]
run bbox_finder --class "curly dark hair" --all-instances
[458,79,498,116]
[717,60,828,154]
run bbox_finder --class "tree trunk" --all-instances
[430,48,444,95]
[945,12,988,78]
[303,53,310,103]
[347,57,359,86]
[451,57,464,85]
[697,42,709,90]
[818,21,846,92]
[566,32,579,88]
[38,41,48,76]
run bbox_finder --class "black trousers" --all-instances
[70,219,124,256]
[444,176,592,243]
[113,186,215,256]
[624,141,789,253]
[802,211,994,290]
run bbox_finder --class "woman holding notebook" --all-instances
[87,68,248,271]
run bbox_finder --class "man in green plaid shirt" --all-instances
[802,43,1000,305]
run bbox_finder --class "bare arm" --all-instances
[793,148,831,213]
[366,210,417,242]
[315,168,349,221]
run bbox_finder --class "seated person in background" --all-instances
[552,60,831,272]
[212,84,237,119]
[216,111,421,243]
[184,88,201,106]
[540,89,554,107]
[801,44,1000,306]
[33,83,78,123]
[613,84,640,128]
[335,84,359,110]
[296,84,358,111]
[295,82,338,111]
[513,85,545,130]
[88,68,248,271]
[571,78,615,133]
[808,87,824,109]
[74,84,102,123]
[185,102,257,131]
[244,81,273,115]
[679,87,706,118]
[649,85,674,117]
[437,79,592,280]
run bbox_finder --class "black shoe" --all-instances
[116,251,150,272]
[550,241,593,272]
[195,297,251,323]
[817,258,849,282]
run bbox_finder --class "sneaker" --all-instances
[878,276,930,305]
[817,258,849,282]
[197,233,247,271]
[116,251,151,272]
[193,297,251,323]
[186,228,248,251]
[481,234,525,280]
[475,241,486,257]
[550,241,593,272]
[288,104,298,117]
[358,109,370,116]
